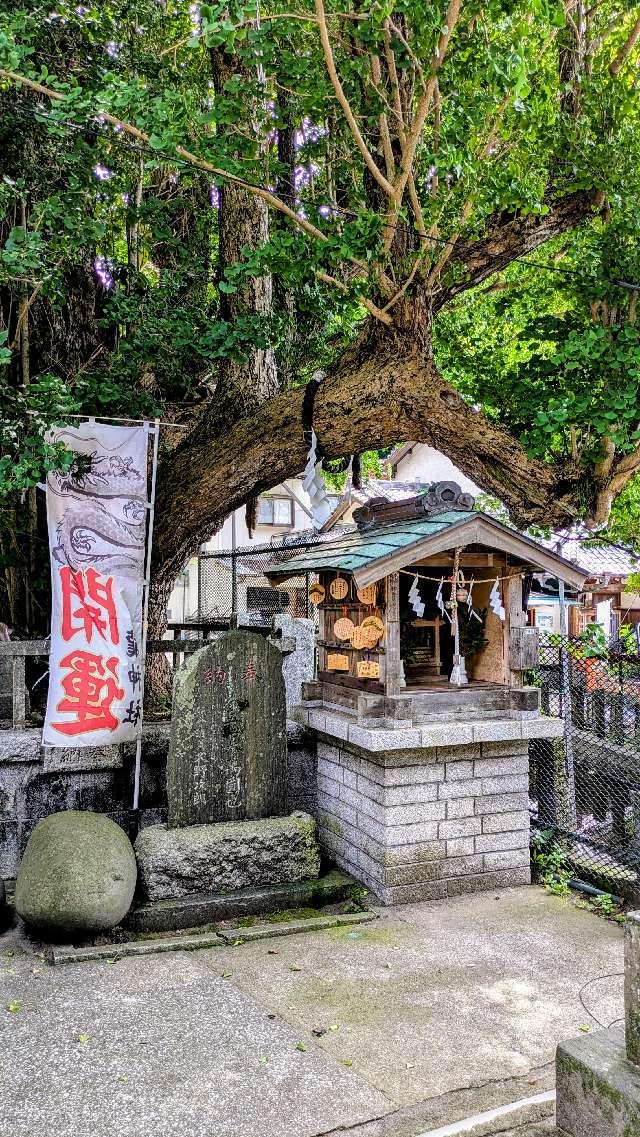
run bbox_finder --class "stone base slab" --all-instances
[374,866,531,905]
[295,705,564,751]
[556,1024,640,1136]
[134,811,321,901]
[125,869,355,932]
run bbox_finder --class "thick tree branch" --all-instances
[436,189,604,307]
[609,11,640,75]
[152,334,581,593]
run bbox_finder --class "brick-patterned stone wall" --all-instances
[316,737,531,904]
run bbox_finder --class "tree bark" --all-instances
[151,327,581,610]
[208,47,278,423]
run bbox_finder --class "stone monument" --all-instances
[166,630,287,826]
[556,909,640,1135]
[135,631,321,908]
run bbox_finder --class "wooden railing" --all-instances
[0,638,206,730]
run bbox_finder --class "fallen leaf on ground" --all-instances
[77,1033,91,1044]
[221,971,233,979]
[328,1024,339,1031]
[295,1042,307,1052]
[6,1001,21,1014]
[342,1059,353,1067]
[289,964,302,972]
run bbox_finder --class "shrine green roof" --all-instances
[265,509,588,591]
[266,510,466,577]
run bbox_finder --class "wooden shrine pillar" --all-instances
[504,569,526,687]
[384,572,401,696]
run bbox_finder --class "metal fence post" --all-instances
[231,552,238,616]
[558,580,577,829]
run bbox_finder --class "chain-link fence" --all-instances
[529,631,640,900]
[192,533,330,628]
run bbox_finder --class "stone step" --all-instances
[412,1094,556,1137]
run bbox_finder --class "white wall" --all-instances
[168,478,313,622]
[392,444,480,494]
[204,477,313,552]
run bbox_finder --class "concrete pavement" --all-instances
[0,887,624,1137]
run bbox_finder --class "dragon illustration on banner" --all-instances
[47,427,147,580]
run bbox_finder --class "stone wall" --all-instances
[0,725,169,878]
[315,735,532,904]
[0,722,315,879]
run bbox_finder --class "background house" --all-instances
[528,542,640,636]
[166,476,339,626]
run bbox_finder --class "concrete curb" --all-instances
[217,910,376,942]
[48,909,377,965]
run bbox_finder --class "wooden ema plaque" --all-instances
[356,583,377,606]
[329,576,349,600]
[334,617,355,641]
[351,625,368,649]
[308,582,325,605]
[327,653,350,671]
[357,659,380,679]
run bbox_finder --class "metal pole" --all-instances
[133,419,160,812]
[231,510,238,616]
[559,578,577,828]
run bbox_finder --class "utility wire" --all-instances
[22,105,640,295]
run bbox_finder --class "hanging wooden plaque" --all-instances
[361,615,384,644]
[308,582,326,606]
[327,652,350,671]
[333,617,355,641]
[329,576,349,600]
[361,625,382,648]
[356,583,377,606]
[357,659,380,679]
[361,615,384,634]
[351,625,368,649]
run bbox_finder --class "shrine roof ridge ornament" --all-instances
[353,481,475,532]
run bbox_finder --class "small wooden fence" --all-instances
[0,637,207,730]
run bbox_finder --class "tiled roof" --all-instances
[542,538,639,578]
[263,510,468,575]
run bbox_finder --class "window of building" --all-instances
[256,495,294,526]
[246,587,290,614]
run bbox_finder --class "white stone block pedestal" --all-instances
[295,707,564,904]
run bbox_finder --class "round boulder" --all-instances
[16,811,137,934]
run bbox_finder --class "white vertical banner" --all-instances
[43,422,148,747]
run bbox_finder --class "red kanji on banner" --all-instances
[60,566,120,645]
[52,650,124,736]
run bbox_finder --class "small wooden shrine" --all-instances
[267,482,587,722]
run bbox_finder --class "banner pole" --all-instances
[133,419,160,812]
